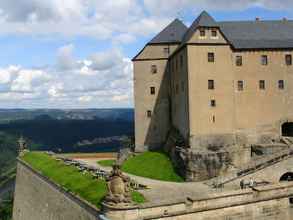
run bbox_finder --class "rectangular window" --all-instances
[151,65,157,74]
[286,54,292,66]
[212,115,216,123]
[163,47,170,56]
[150,87,155,95]
[180,55,183,67]
[211,30,217,37]
[238,80,244,91]
[278,80,284,90]
[208,80,214,90]
[175,84,179,94]
[261,55,268,65]
[147,110,152,118]
[259,80,265,90]
[236,56,242,66]
[181,81,184,92]
[200,28,205,37]
[208,53,215,62]
[176,58,178,70]
[210,99,216,107]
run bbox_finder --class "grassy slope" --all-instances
[98,160,116,167]
[22,152,144,207]
[121,151,184,182]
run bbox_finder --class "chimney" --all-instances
[255,17,260,21]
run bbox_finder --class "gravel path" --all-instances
[76,158,217,206]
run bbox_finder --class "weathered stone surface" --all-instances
[13,161,101,220]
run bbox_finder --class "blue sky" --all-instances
[0,1,292,108]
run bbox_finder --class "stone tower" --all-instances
[132,19,187,152]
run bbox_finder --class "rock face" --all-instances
[165,128,232,182]
[169,147,231,182]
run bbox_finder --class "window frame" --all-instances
[237,80,244,91]
[278,80,284,90]
[199,28,206,37]
[163,47,170,56]
[208,52,215,63]
[150,87,156,95]
[208,80,215,90]
[286,54,292,66]
[147,110,152,118]
[210,99,216,107]
[211,29,218,38]
[151,65,157,74]
[261,55,268,66]
[259,80,265,90]
[236,55,243,66]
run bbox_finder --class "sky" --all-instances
[0,1,293,109]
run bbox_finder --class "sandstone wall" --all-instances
[13,160,103,220]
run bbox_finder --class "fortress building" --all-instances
[133,11,293,152]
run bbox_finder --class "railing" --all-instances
[206,147,293,188]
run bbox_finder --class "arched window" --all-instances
[279,172,293,181]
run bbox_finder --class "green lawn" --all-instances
[98,159,116,167]
[121,151,184,182]
[22,152,144,208]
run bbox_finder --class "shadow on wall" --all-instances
[144,65,170,151]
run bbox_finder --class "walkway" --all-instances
[77,158,215,207]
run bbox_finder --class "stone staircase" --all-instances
[205,140,293,188]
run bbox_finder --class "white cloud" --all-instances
[0,45,133,108]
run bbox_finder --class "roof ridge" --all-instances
[148,18,188,44]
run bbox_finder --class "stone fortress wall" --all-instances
[13,159,293,220]
[13,160,103,220]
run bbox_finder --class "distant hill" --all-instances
[0,108,134,123]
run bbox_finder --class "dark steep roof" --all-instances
[219,20,293,49]
[182,11,218,43]
[149,19,188,44]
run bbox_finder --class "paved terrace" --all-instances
[75,154,293,207]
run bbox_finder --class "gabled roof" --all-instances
[219,20,293,49]
[182,11,218,43]
[149,19,188,44]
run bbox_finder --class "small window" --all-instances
[176,58,178,70]
[261,55,268,65]
[237,80,244,91]
[200,28,205,37]
[208,53,215,62]
[259,80,265,90]
[208,80,214,90]
[150,87,155,95]
[180,55,183,67]
[147,110,152,118]
[211,30,217,37]
[212,115,216,123]
[286,54,292,66]
[151,65,157,74]
[236,56,242,66]
[181,81,184,92]
[175,84,179,94]
[163,47,170,56]
[278,80,284,90]
[210,99,216,107]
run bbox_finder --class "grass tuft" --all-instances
[22,152,145,208]
[121,151,184,182]
[97,159,116,167]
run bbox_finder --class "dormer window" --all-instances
[211,29,217,37]
[200,28,205,37]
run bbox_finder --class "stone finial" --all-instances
[18,136,27,156]
[103,164,133,207]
